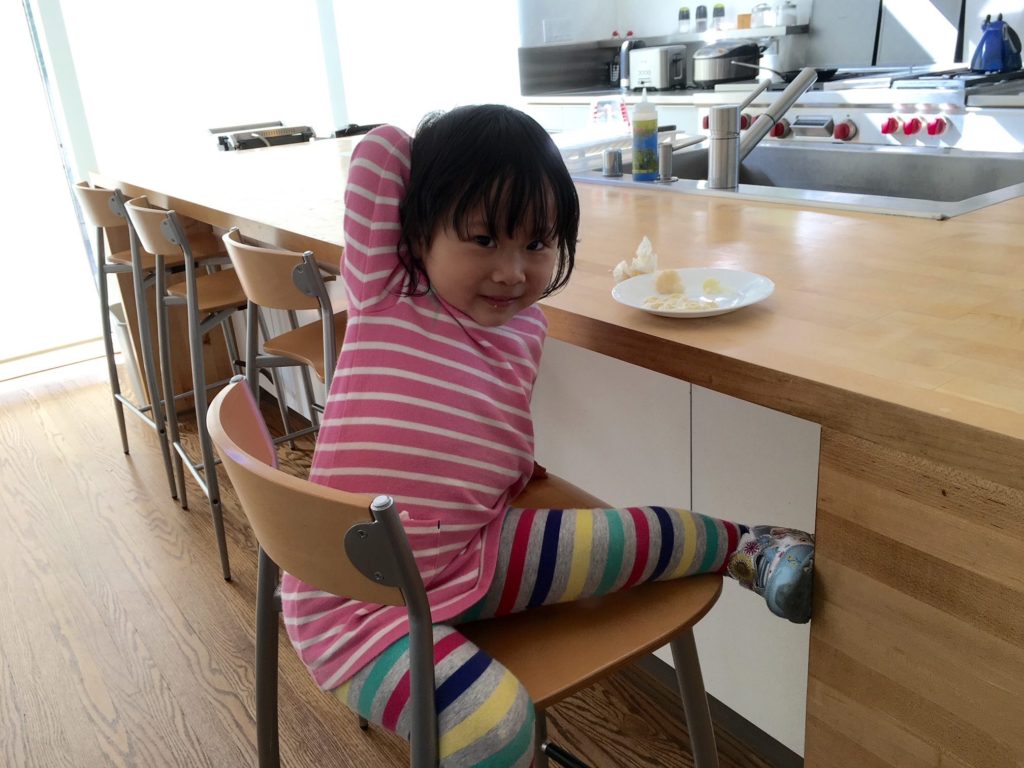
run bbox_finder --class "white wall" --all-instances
[54,0,335,172]
[332,1,524,133]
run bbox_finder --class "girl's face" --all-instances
[421,213,556,327]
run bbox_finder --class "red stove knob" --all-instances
[702,115,709,130]
[832,120,857,141]
[903,117,922,136]
[927,117,948,136]
[740,112,752,130]
[880,116,901,135]
[770,119,791,138]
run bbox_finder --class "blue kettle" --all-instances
[971,13,1023,73]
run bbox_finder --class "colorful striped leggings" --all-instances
[336,506,743,767]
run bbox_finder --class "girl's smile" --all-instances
[422,221,556,326]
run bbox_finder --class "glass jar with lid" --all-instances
[751,2,774,27]
[778,0,797,26]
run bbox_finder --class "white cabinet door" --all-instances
[532,338,691,508]
[533,343,817,756]
[669,384,819,757]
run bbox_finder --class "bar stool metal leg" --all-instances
[155,254,188,509]
[95,231,130,455]
[181,248,232,580]
[670,629,720,768]
[255,308,293,445]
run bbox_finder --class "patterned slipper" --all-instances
[728,526,815,624]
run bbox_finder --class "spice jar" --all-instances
[751,2,774,26]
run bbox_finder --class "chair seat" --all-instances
[109,232,224,270]
[461,574,722,709]
[263,312,348,382]
[108,247,186,270]
[168,268,248,312]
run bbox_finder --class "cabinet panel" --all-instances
[532,338,690,508]
[676,384,820,756]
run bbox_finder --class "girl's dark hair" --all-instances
[399,104,579,297]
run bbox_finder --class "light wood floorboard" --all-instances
[0,359,773,767]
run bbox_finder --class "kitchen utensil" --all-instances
[970,13,1022,73]
[629,45,687,89]
[692,40,763,87]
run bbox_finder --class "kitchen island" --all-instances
[99,135,1024,767]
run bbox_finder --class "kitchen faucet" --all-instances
[707,67,818,189]
[619,38,646,91]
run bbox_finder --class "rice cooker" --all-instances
[692,40,763,88]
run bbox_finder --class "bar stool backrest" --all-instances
[207,380,419,609]
[222,228,321,312]
[75,182,125,229]
[124,196,186,258]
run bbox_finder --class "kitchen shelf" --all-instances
[520,25,809,51]
[665,24,809,46]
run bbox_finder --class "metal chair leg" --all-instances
[155,256,188,509]
[669,629,720,768]
[96,233,130,454]
[257,309,293,447]
[256,548,281,768]
[184,299,231,580]
[536,709,594,768]
[133,269,178,500]
[534,710,551,768]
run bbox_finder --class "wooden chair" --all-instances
[207,379,723,768]
[221,228,347,445]
[124,195,248,580]
[73,181,177,500]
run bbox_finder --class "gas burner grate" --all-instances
[891,67,1024,89]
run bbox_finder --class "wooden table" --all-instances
[100,137,1024,767]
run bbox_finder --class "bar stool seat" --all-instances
[167,268,248,312]
[107,231,221,269]
[263,313,348,383]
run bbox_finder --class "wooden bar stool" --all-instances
[124,196,248,580]
[208,379,723,768]
[221,227,347,444]
[73,181,178,499]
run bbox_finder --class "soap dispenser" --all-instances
[631,89,658,181]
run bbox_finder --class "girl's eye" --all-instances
[526,240,549,252]
[471,235,495,248]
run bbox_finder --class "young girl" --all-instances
[283,105,815,767]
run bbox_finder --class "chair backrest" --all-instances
[124,196,184,258]
[222,228,321,311]
[75,182,126,229]
[206,380,409,607]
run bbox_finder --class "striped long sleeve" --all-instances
[281,126,547,691]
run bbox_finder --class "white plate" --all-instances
[611,267,775,318]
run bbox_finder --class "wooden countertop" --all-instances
[548,182,1024,493]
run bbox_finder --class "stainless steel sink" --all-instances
[574,142,1024,219]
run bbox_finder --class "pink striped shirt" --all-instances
[281,126,545,691]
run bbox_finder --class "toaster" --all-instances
[629,45,687,89]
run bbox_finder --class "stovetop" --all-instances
[810,65,1024,93]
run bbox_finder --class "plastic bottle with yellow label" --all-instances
[631,89,658,181]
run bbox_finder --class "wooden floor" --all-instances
[0,358,774,768]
